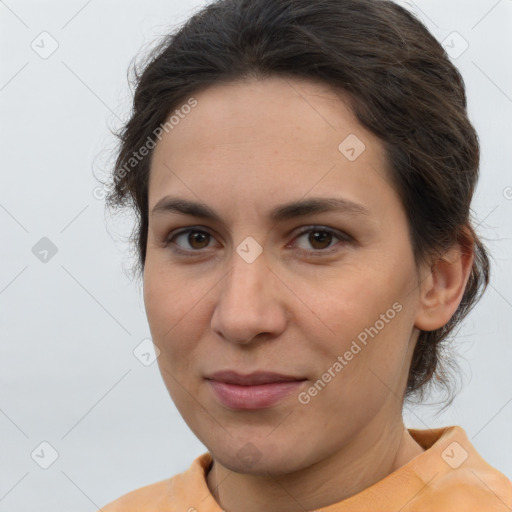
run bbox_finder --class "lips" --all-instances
[207,370,304,385]
[205,370,307,409]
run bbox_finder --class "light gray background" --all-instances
[1,0,511,510]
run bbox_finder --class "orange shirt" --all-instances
[100,426,512,511]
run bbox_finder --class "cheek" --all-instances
[297,263,400,337]
[297,309,414,428]
[295,257,416,388]
[144,266,204,412]
[143,261,217,376]
[143,271,174,340]
[144,259,197,335]
[143,265,192,359]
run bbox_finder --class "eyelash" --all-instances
[164,226,351,258]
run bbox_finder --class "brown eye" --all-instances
[308,230,333,250]
[167,229,215,253]
[291,226,351,256]
[187,231,211,249]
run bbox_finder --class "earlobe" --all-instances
[414,233,474,332]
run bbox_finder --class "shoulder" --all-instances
[99,478,174,512]
[404,426,512,511]
[97,452,214,512]
[407,465,512,511]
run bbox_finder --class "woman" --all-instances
[99,0,512,510]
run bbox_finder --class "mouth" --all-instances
[205,370,307,410]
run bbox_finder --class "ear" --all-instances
[414,228,475,332]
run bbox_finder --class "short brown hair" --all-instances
[104,0,490,403]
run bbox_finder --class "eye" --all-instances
[289,226,351,256]
[166,228,217,254]
[165,226,351,257]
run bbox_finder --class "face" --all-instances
[143,76,424,475]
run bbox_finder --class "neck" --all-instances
[206,417,425,512]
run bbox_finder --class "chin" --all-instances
[208,437,316,476]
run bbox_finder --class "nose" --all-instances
[210,250,289,346]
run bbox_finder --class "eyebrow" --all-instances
[151,196,371,223]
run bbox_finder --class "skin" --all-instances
[143,76,474,512]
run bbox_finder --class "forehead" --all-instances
[154,76,371,154]
[148,76,393,218]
